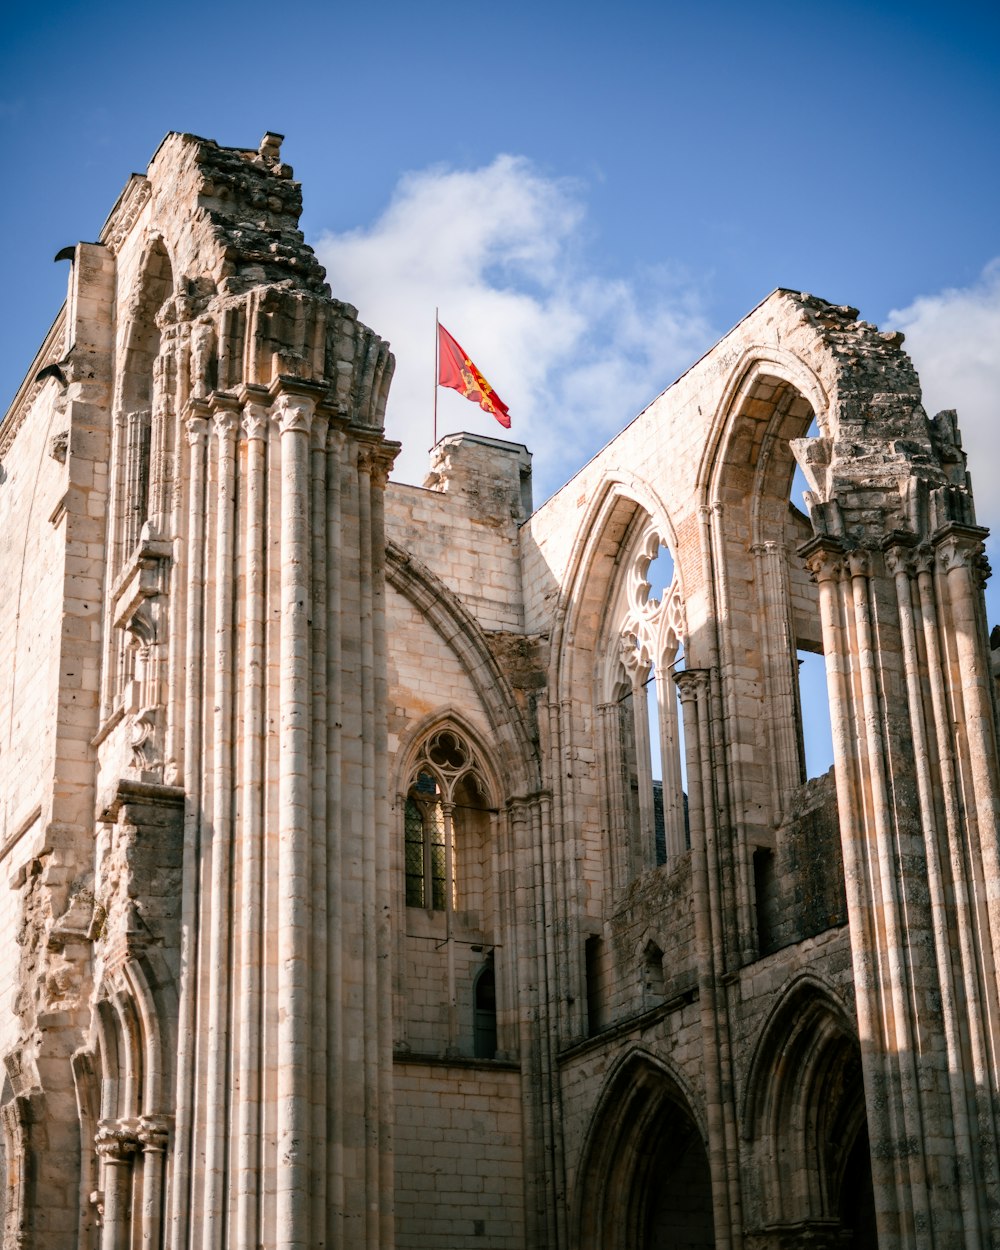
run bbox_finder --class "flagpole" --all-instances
[433,307,439,448]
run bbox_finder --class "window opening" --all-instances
[754,847,778,955]
[585,934,605,1036]
[614,528,688,874]
[403,730,491,914]
[641,543,675,610]
[404,797,425,908]
[638,645,689,865]
[642,940,665,1007]
[404,773,452,911]
[473,965,498,1059]
[797,648,834,779]
[790,416,820,514]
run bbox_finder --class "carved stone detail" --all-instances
[95,1122,140,1164]
[273,393,314,436]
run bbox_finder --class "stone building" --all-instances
[1,130,999,1250]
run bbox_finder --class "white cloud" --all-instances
[888,260,1000,531]
[315,156,714,501]
[889,260,1000,624]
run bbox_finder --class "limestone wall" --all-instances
[394,1059,525,1250]
[0,358,67,860]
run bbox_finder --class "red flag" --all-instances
[437,324,511,428]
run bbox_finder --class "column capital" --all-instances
[310,408,331,451]
[212,408,239,440]
[136,1113,171,1153]
[241,400,270,442]
[95,1121,140,1163]
[798,535,845,584]
[357,441,395,489]
[884,542,916,579]
[184,410,210,447]
[272,391,315,436]
[845,548,873,579]
[674,668,710,703]
[934,523,990,582]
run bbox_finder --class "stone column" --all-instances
[367,446,397,1249]
[272,389,315,1250]
[308,408,330,1240]
[169,405,209,1250]
[324,422,346,1242]
[203,402,239,1248]
[676,669,741,1250]
[235,397,268,1249]
[96,1123,140,1250]
[752,540,801,814]
[803,526,1000,1249]
[136,1114,170,1250]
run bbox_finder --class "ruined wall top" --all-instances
[102,131,329,297]
[522,287,975,633]
[424,432,533,527]
[780,291,971,541]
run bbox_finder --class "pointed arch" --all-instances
[696,346,830,501]
[393,706,502,814]
[550,473,684,695]
[742,975,873,1241]
[574,1049,714,1250]
[547,477,689,889]
[113,235,176,561]
[391,710,514,1058]
[386,542,538,798]
[693,345,834,954]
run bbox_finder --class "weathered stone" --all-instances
[2,131,999,1250]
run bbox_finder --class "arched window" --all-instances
[102,240,176,732]
[397,723,501,1057]
[607,524,688,882]
[404,777,448,910]
[402,728,490,914]
[113,239,174,571]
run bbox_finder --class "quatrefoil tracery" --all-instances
[410,728,487,806]
[620,527,685,680]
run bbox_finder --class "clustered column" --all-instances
[675,668,743,1250]
[166,381,397,1250]
[804,524,1000,1250]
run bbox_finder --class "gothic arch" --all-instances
[742,976,874,1244]
[121,952,176,1119]
[113,236,176,560]
[697,344,830,498]
[574,1050,714,1250]
[386,542,537,798]
[117,235,176,415]
[550,473,683,690]
[392,707,502,812]
[391,712,514,1058]
[79,960,173,1250]
[553,480,688,890]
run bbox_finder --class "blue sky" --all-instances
[3,0,998,674]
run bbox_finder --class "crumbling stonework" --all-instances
[2,131,999,1250]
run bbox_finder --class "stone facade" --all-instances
[1,131,998,1249]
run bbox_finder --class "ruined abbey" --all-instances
[1,130,999,1250]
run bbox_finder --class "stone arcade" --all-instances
[1,131,999,1249]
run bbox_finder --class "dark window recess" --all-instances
[585,934,605,1036]
[754,847,778,955]
[653,781,666,867]
[473,966,497,1059]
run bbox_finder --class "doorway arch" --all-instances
[743,977,876,1248]
[575,1052,714,1249]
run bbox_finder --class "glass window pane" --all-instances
[404,798,425,908]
